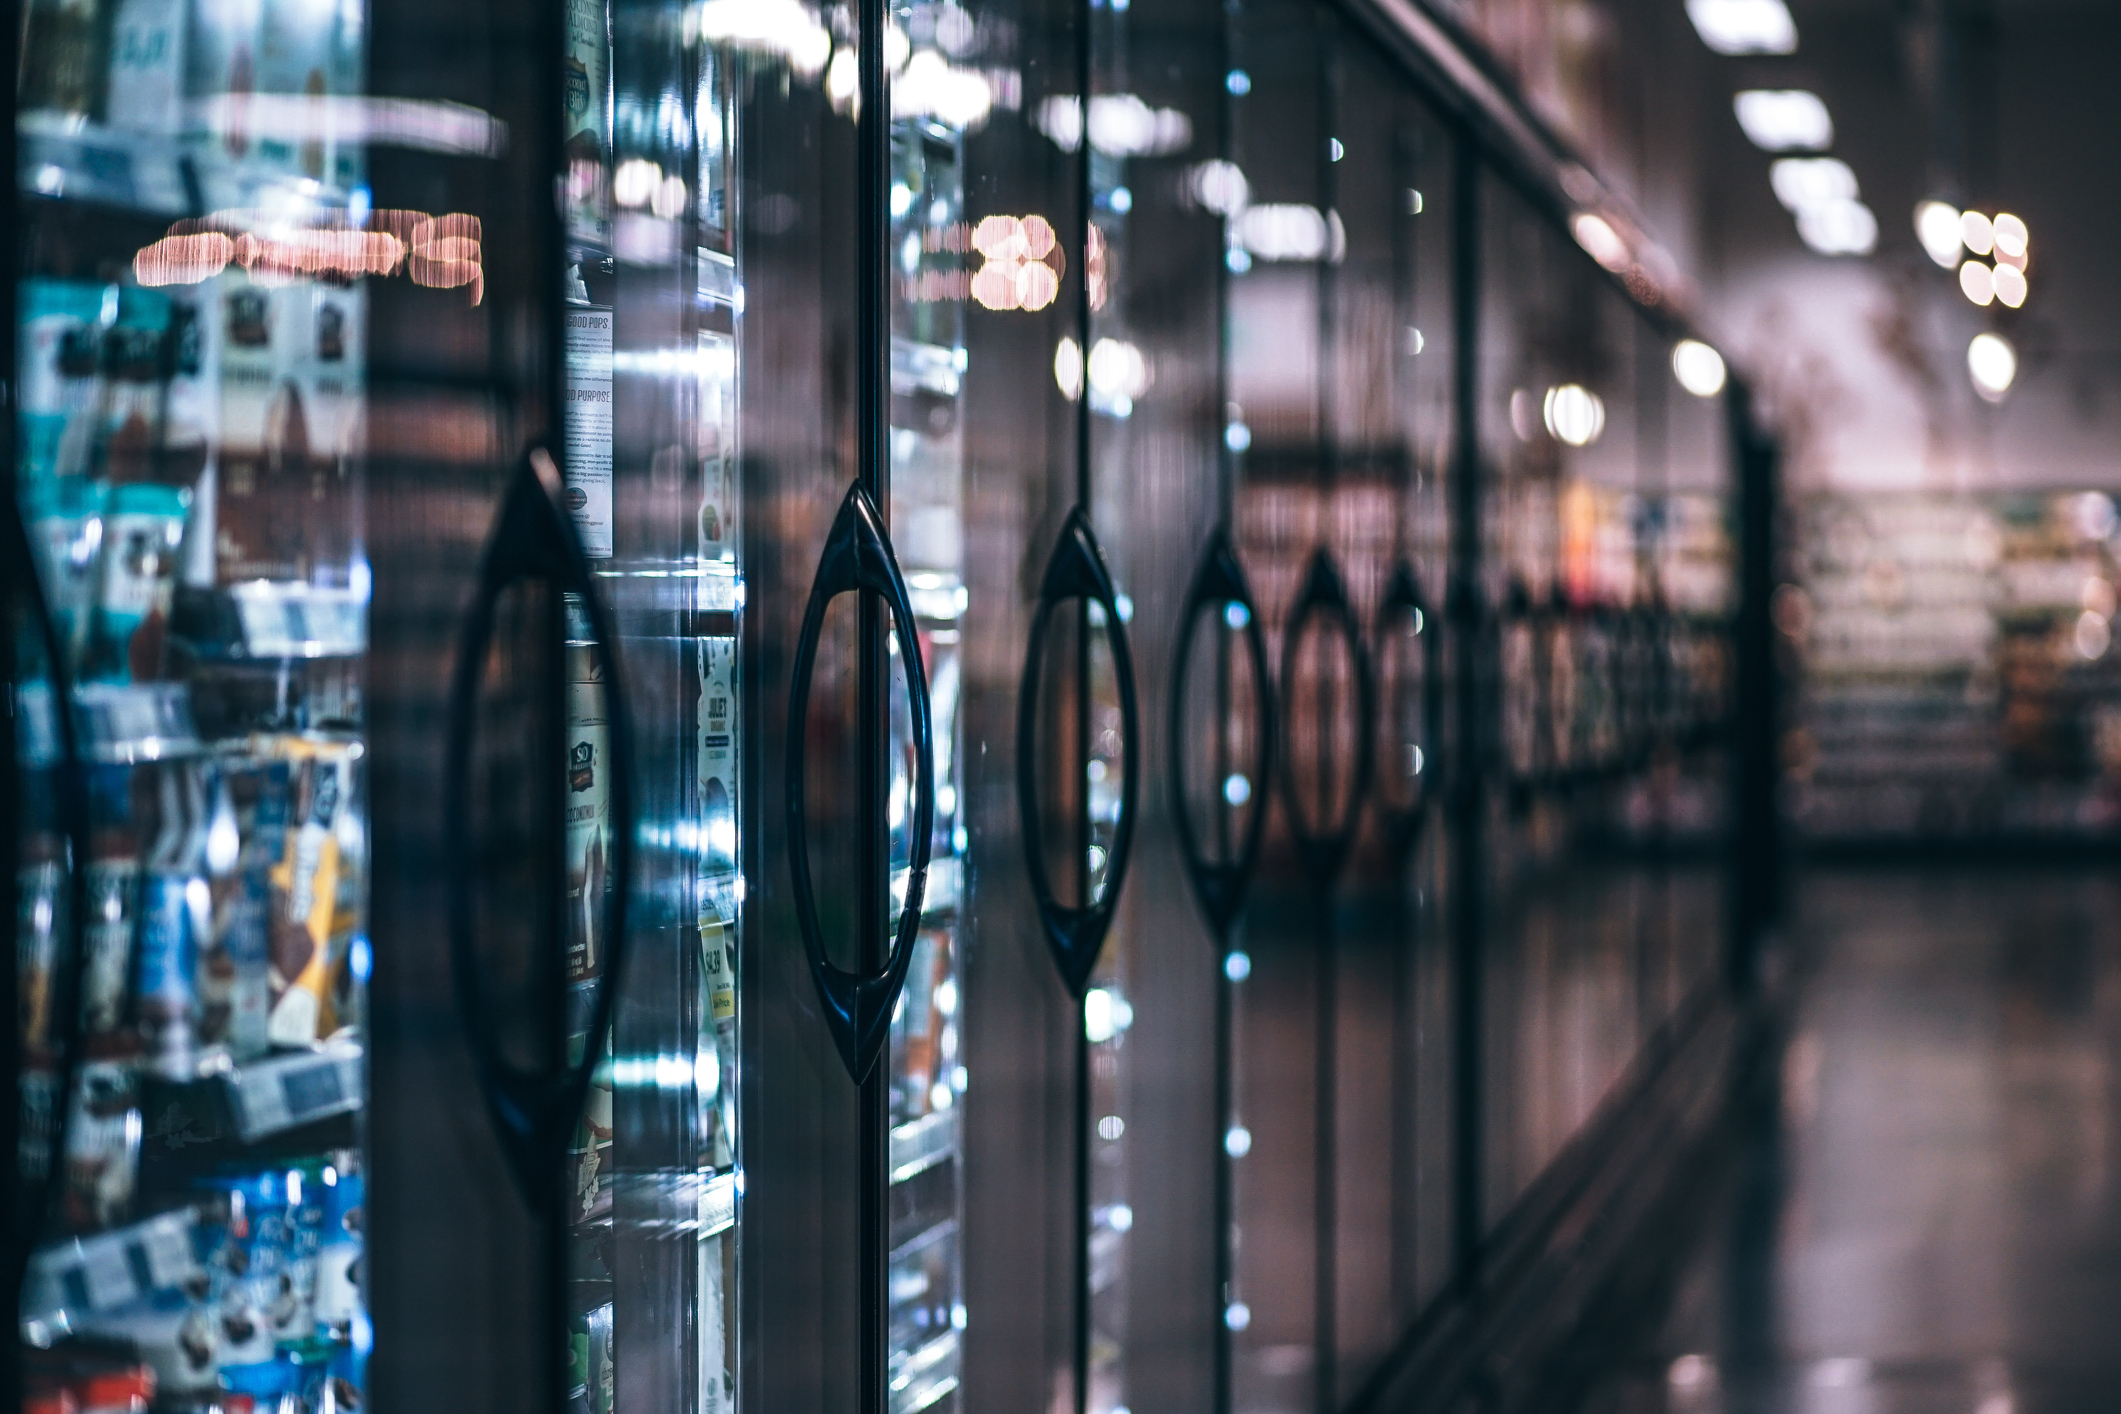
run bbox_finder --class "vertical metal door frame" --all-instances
[855,0,893,1408]
[1728,380,1781,996]
[1445,134,1485,1289]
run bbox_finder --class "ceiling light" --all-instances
[1992,212,2028,261]
[1959,260,1994,306]
[1543,385,1605,447]
[1993,263,2027,308]
[1672,340,1728,398]
[1686,0,1797,55]
[1770,157,1857,212]
[1796,200,1877,256]
[1734,90,1833,151]
[1915,201,1962,267]
[1960,211,1994,256]
[1968,332,2016,401]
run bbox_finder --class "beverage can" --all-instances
[565,609,611,984]
[62,1058,142,1230]
[268,743,348,1046]
[562,0,611,244]
[200,762,279,1060]
[82,837,145,1042]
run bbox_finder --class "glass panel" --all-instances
[14,0,374,1401]
[1223,4,1324,1412]
[554,0,743,1408]
[886,65,972,1414]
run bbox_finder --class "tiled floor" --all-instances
[1569,867,2121,1414]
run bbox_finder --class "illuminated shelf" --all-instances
[888,1109,957,1185]
[18,123,192,217]
[699,1170,737,1240]
[174,581,369,661]
[889,1330,960,1414]
[74,681,201,764]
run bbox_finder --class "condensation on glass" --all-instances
[14,0,376,1404]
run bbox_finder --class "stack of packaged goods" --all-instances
[562,601,616,1414]
[23,737,369,1409]
[18,0,365,205]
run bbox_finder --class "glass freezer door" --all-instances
[12,0,376,1404]
[551,3,742,1412]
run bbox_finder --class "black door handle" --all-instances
[5,498,90,1276]
[444,448,636,1208]
[1278,549,1375,886]
[785,481,935,1083]
[1371,560,1434,847]
[1016,507,1141,998]
[1169,530,1276,938]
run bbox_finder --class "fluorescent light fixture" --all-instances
[1734,90,1833,152]
[1915,201,1963,267]
[1796,200,1877,256]
[1968,332,2016,401]
[1686,0,1797,55]
[1770,157,1858,213]
[1672,340,1728,398]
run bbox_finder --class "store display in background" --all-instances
[1787,491,2121,843]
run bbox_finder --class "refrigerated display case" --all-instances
[10,0,377,1399]
[9,0,1753,1410]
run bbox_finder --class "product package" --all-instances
[182,0,266,176]
[266,741,358,1046]
[562,0,611,245]
[61,771,147,1233]
[106,0,189,134]
[82,482,191,684]
[198,760,286,1062]
[18,279,110,487]
[137,766,212,1080]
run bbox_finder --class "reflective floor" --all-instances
[1570,866,2121,1414]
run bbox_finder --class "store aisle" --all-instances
[1570,867,2121,1414]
